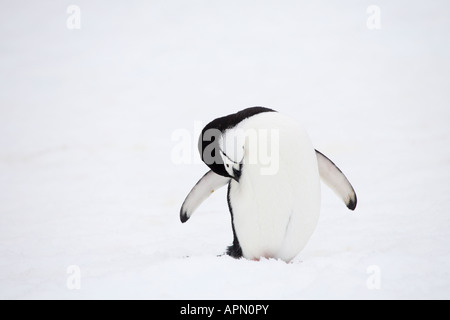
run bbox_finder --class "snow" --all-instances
[1,0,450,299]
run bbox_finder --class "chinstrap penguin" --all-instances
[180,107,357,262]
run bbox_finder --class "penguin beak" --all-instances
[221,150,242,182]
[232,166,242,182]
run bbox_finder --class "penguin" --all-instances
[180,107,357,262]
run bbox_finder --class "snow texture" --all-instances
[1,0,450,299]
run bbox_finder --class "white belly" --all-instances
[228,112,321,262]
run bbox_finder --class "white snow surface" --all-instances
[1,0,450,299]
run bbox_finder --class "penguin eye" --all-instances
[226,164,229,168]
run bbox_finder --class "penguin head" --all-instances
[198,107,276,182]
[198,122,244,182]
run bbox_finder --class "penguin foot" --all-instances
[226,242,243,259]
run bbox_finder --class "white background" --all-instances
[1,0,449,299]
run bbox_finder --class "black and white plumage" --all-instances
[180,107,357,262]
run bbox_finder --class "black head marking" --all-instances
[198,107,276,179]
[201,107,276,135]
